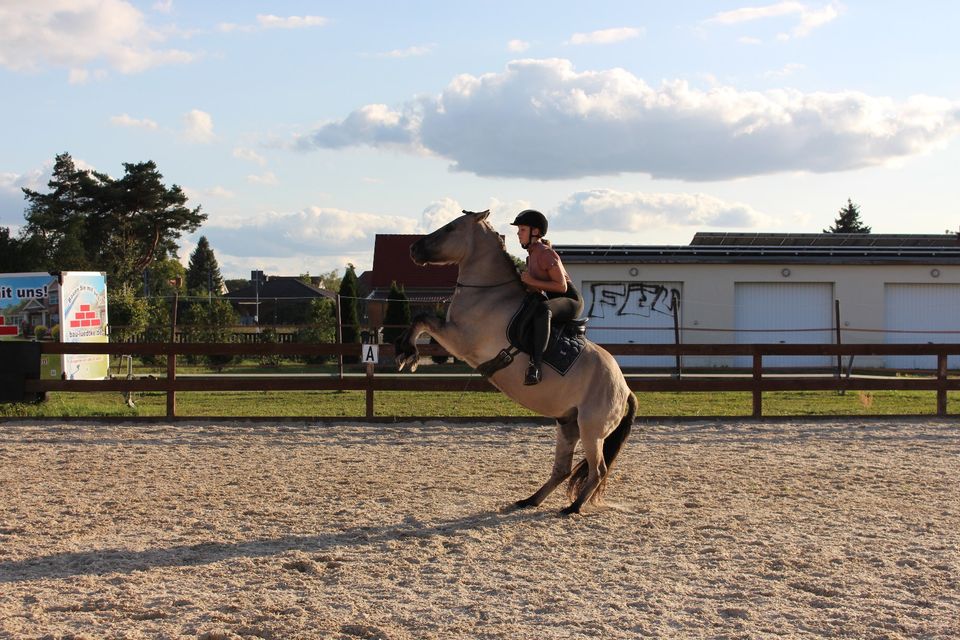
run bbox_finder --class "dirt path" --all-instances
[1,419,958,639]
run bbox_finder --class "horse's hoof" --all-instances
[559,504,581,517]
[513,498,537,510]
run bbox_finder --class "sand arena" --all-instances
[0,418,958,639]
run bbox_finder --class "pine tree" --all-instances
[337,264,361,361]
[824,199,871,233]
[382,281,411,344]
[186,236,224,296]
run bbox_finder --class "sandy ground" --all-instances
[0,418,958,640]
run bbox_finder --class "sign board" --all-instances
[59,272,109,380]
[361,344,379,364]
[0,272,57,341]
[0,271,108,380]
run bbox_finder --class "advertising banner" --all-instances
[59,272,109,380]
[0,271,109,380]
[0,272,58,340]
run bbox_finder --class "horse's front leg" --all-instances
[395,312,445,372]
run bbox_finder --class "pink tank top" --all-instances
[527,242,568,282]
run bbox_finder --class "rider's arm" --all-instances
[520,260,568,294]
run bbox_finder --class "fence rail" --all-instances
[18,342,960,419]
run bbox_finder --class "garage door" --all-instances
[734,283,834,368]
[884,284,960,370]
[583,281,681,368]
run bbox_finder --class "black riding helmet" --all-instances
[510,209,548,236]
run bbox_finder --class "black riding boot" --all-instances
[525,307,551,385]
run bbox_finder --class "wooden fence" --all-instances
[18,341,960,419]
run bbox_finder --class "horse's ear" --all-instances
[462,209,490,223]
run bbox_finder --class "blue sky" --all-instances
[2,1,959,278]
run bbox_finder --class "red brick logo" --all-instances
[68,304,101,329]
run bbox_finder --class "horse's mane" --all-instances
[480,219,522,280]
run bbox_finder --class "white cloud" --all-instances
[420,198,463,230]
[554,189,768,231]
[202,206,418,258]
[368,44,435,59]
[708,2,806,25]
[298,103,421,151]
[246,171,278,185]
[110,113,159,129]
[299,58,960,181]
[507,39,531,53]
[0,0,197,76]
[257,14,328,29]
[182,109,214,143]
[153,0,173,13]
[0,170,45,226]
[569,27,644,45]
[233,147,267,166]
[707,2,842,40]
[763,62,805,78]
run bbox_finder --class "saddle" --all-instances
[476,293,588,378]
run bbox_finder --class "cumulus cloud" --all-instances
[0,0,196,76]
[0,170,44,226]
[110,113,159,129]
[182,109,214,142]
[298,104,421,151]
[420,198,464,230]
[507,39,531,53]
[554,189,767,231]
[202,207,419,258]
[298,58,960,181]
[568,27,644,45]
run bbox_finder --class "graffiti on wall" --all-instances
[587,282,679,320]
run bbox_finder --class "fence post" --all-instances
[834,299,844,394]
[166,343,176,418]
[937,353,948,416]
[365,361,375,418]
[752,351,762,418]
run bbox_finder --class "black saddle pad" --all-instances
[506,294,588,376]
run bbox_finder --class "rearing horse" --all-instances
[395,210,637,515]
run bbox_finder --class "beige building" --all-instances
[556,233,960,371]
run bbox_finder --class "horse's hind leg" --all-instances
[514,416,579,509]
[561,436,607,515]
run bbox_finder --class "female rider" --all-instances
[511,209,584,385]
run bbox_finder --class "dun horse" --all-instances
[395,210,637,514]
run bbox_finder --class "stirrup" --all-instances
[524,362,542,385]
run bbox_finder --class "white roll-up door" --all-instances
[884,284,960,370]
[734,282,834,368]
[583,281,681,368]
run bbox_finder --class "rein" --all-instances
[456,278,517,289]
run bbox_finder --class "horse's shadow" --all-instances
[0,505,548,584]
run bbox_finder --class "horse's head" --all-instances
[410,209,492,266]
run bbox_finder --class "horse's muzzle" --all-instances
[410,239,429,265]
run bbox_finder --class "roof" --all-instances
[224,276,336,300]
[556,233,960,265]
[690,232,960,247]
[370,235,458,288]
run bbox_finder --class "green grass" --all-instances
[2,389,956,419]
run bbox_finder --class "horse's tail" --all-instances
[567,392,637,504]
